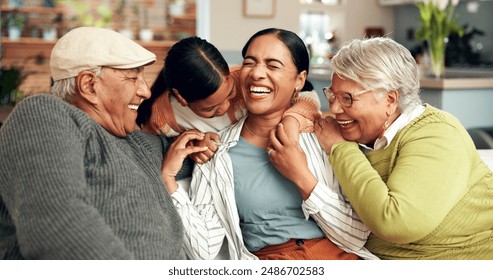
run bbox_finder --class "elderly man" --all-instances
[0,27,206,259]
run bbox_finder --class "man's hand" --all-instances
[161,130,208,193]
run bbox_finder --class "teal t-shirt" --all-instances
[230,137,323,252]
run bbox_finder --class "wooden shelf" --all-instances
[169,14,196,21]
[1,1,196,94]
[1,37,177,95]
[1,36,58,44]
[1,5,64,15]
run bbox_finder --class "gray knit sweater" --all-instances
[0,94,192,259]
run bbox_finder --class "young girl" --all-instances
[137,36,321,162]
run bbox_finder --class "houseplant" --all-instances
[169,0,186,16]
[139,5,153,42]
[115,0,134,39]
[415,0,463,78]
[58,0,112,29]
[0,66,26,105]
[8,0,24,8]
[3,13,27,40]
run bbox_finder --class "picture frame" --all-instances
[243,0,275,18]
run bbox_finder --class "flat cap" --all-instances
[50,27,156,81]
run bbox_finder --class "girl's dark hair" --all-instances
[137,36,229,126]
[241,28,313,91]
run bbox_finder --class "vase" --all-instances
[427,37,446,79]
[43,0,56,7]
[8,0,24,8]
[119,29,134,40]
[42,26,57,41]
[8,26,22,41]
[169,3,186,16]
[139,29,154,42]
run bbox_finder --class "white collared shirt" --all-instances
[361,105,426,152]
[171,116,378,260]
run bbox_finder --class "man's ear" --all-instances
[76,71,99,105]
[173,89,188,106]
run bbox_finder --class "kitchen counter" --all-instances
[309,66,493,89]
[420,68,493,89]
[419,68,493,129]
[1,38,177,94]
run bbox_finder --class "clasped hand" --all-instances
[314,115,345,154]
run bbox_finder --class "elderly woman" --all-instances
[275,37,493,259]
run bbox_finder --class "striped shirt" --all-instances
[171,116,378,260]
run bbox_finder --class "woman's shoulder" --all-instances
[408,104,462,130]
[397,104,469,146]
[229,65,242,84]
[299,132,324,153]
[229,65,242,73]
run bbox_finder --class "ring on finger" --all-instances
[267,149,274,156]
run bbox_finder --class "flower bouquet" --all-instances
[415,0,463,78]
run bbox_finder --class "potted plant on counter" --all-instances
[3,13,27,41]
[139,5,153,42]
[415,0,463,78]
[168,0,186,16]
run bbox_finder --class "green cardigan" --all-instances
[329,105,493,259]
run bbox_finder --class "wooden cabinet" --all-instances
[2,1,197,41]
[167,3,196,40]
[1,38,54,95]
[1,1,197,95]
[1,5,63,40]
[1,38,176,95]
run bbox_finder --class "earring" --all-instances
[291,87,300,105]
[378,112,392,139]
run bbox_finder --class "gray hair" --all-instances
[50,67,102,101]
[330,37,421,113]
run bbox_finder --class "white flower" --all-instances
[415,0,463,76]
[437,0,449,11]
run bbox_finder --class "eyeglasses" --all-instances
[323,87,373,107]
